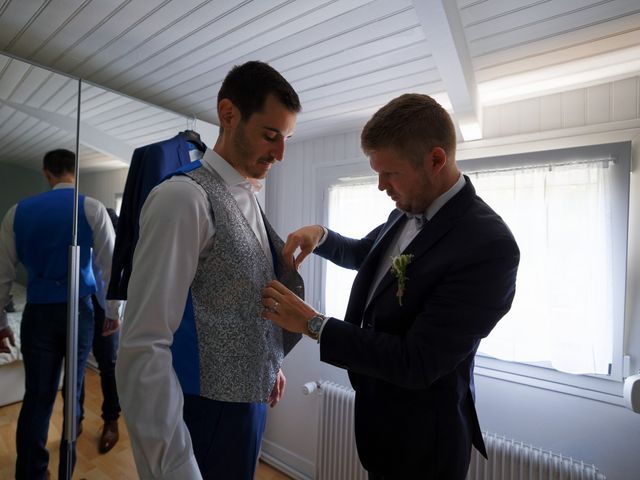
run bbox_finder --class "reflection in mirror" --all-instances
[78,81,216,213]
[0,50,79,331]
[0,52,80,476]
[0,51,218,477]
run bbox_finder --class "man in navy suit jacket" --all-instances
[263,93,520,479]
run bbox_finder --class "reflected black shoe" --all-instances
[99,420,119,454]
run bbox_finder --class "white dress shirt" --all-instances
[117,149,271,480]
[0,183,122,329]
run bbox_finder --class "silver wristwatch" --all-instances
[307,314,326,340]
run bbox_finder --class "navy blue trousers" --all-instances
[183,394,267,480]
[15,297,94,480]
[79,295,120,422]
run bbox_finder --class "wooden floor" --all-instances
[0,368,292,479]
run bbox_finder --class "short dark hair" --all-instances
[218,61,301,122]
[361,93,457,167]
[43,149,75,176]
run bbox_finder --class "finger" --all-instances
[261,309,279,324]
[293,249,311,269]
[102,319,118,336]
[270,384,282,407]
[9,334,16,347]
[284,254,296,271]
[268,280,291,296]
[282,236,301,264]
[279,377,286,397]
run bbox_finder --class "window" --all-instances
[324,180,394,319]
[469,160,614,374]
[320,142,630,390]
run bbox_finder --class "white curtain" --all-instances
[472,162,613,374]
[325,182,394,319]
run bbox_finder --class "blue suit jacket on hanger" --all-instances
[107,132,204,300]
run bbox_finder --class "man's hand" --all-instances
[268,369,286,407]
[102,317,121,336]
[0,326,16,354]
[282,225,325,270]
[262,280,317,335]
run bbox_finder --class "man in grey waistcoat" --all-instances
[116,61,303,480]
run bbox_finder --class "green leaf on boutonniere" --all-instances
[390,254,413,306]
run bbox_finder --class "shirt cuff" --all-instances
[106,300,124,320]
[317,316,330,343]
[316,226,329,247]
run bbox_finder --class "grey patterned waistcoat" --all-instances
[185,166,302,403]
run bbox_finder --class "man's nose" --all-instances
[377,176,386,191]
[272,137,285,161]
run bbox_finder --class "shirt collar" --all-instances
[402,173,466,223]
[52,182,74,190]
[425,173,465,221]
[202,149,263,193]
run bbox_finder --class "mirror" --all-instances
[0,52,80,476]
[0,50,79,319]
[0,51,217,477]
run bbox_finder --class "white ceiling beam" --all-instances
[412,0,482,140]
[0,99,133,163]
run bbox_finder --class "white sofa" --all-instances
[0,284,26,407]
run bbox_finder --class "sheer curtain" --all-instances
[472,161,613,374]
[324,181,394,319]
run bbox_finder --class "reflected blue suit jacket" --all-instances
[316,177,520,479]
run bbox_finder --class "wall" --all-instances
[79,167,128,210]
[0,163,47,285]
[0,163,46,220]
[262,76,640,480]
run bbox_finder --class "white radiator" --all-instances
[314,381,367,480]
[467,432,607,480]
[309,381,607,480]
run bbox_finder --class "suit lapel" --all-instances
[260,207,305,301]
[343,211,406,325]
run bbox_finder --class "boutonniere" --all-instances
[390,254,413,306]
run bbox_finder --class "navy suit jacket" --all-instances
[316,177,520,479]
[107,132,203,300]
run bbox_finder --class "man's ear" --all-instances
[426,147,447,175]
[217,98,238,130]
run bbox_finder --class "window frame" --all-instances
[314,142,632,405]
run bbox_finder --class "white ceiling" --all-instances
[0,0,639,172]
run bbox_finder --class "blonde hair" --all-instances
[361,93,456,166]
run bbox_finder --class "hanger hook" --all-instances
[187,113,197,131]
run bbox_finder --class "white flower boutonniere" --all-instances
[390,254,413,306]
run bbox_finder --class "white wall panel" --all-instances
[562,89,586,128]
[586,83,611,125]
[613,77,638,121]
[540,93,564,132]
[518,97,541,133]
[484,77,640,138]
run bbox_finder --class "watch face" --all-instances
[310,315,324,333]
